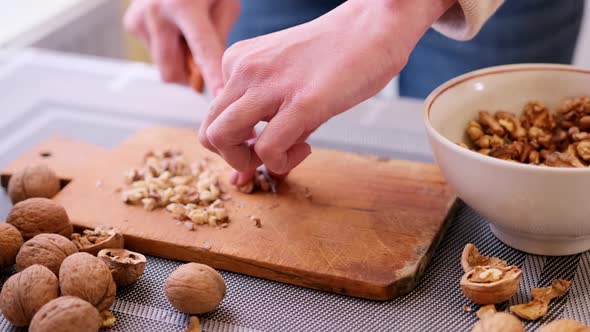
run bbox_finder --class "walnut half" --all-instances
[98,248,147,287]
[71,225,124,256]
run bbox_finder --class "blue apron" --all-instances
[229,0,584,99]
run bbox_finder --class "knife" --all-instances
[258,165,277,194]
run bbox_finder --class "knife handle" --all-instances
[182,38,204,93]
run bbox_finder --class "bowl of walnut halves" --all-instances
[423,63,590,256]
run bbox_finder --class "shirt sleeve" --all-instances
[432,0,505,40]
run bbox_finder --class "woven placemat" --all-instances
[1,115,589,332]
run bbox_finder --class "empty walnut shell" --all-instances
[98,248,147,286]
[29,296,102,332]
[0,265,59,326]
[0,223,24,268]
[461,265,522,305]
[461,244,506,273]
[7,198,72,240]
[59,252,116,311]
[472,312,525,332]
[71,225,124,256]
[538,319,590,332]
[7,164,61,204]
[16,233,78,276]
[164,263,226,314]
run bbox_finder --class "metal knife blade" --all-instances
[257,165,277,194]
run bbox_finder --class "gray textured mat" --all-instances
[1,114,589,332]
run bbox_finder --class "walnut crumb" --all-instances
[202,242,212,250]
[250,216,261,228]
[185,316,201,332]
[463,305,473,313]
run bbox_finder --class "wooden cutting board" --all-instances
[1,126,456,300]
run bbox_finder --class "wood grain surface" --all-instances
[1,126,456,300]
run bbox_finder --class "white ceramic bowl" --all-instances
[424,64,590,256]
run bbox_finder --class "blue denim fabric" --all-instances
[229,0,584,99]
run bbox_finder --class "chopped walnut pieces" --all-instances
[122,150,230,228]
[510,279,572,320]
[236,169,276,194]
[467,121,485,141]
[575,141,590,161]
[522,101,556,130]
[461,97,590,167]
[479,111,505,136]
[545,152,584,168]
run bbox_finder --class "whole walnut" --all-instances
[0,265,59,326]
[165,263,226,314]
[7,164,61,204]
[7,198,72,240]
[16,233,78,276]
[0,223,23,268]
[29,296,102,332]
[59,252,116,311]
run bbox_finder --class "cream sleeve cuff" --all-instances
[432,0,505,41]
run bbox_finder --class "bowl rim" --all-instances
[423,63,590,173]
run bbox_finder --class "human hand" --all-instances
[199,0,455,184]
[124,0,240,94]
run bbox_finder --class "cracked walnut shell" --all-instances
[59,252,116,312]
[0,265,59,326]
[0,223,23,268]
[16,233,78,276]
[460,265,522,305]
[7,164,61,204]
[510,279,571,320]
[98,248,146,287]
[7,198,72,240]
[29,296,102,332]
[461,244,506,273]
[165,263,226,314]
[538,319,590,332]
[71,225,124,256]
[471,312,524,332]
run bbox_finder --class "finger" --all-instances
[206,91,279,171]
[197,79,246,152]
[211,0,240,46]
[231,128,258,185]
[254,109,313,174]
[169,3,226,95]
[145,9,185,83]
[124,1,149,42]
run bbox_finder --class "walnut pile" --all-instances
[29,296,102,332]
[121,149,229,227]
[0,265,59,326]
[461,97,590,167]
[16,233,78,276]
[0,223,23,269]
[7,198,72,240]
[71,225,124,256]
[7,164,61,204]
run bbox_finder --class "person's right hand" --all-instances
[124,0,240,94]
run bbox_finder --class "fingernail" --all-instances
[237,173,250,186]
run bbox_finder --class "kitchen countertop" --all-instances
[0,48,588,332]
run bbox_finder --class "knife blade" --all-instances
[257,165,277,194]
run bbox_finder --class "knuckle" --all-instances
[206,126,225,149]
